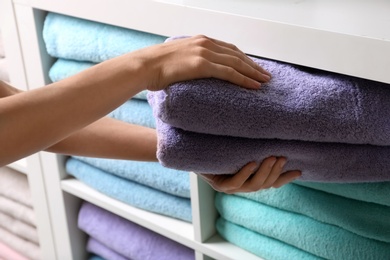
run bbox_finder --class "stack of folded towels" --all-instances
[0,167,41,260]
[43,12,193,259]
[147,55,390,258]
[0,29,10,82]
[78,201,195,260]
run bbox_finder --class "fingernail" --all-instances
[269,158,277,168]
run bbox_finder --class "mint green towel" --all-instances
[237,183,390,243]
[216,193,390,260]
[216,218,320,260]
[49,58,148,100]
[295,181,390,207]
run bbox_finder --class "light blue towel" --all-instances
[66,158,192,222]
[237,183,390,243]
[107,99,155,128]
[48,58,148,100]
[216,218,319,260]
[75,156,190,198]
[295,181,390,207]
[43,13,167,63]
[216,193,390,260]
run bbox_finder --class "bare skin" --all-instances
[0,35,301,193]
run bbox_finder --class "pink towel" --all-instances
[0,241,29,260]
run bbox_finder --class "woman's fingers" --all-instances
[199,157,301,193]
[272,170,302,188]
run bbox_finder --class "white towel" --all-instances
[0,167,33,208]
[0,226,40,260]
[0,195,36,227]
[0,211,39,244]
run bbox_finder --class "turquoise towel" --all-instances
[48,58,148,100]
[43,13,167,63]
[75,156,190,198]
[89,255,105,260]
[66,158,192,222]
[215,193,390,260]
[237,183,390,243]
[216,218,319,260]
[295,181,390,207]
[107,99,155,128]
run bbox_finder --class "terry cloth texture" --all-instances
[66,158,192,222]
[0,226,40,260]
[78,202,195,260]
[153,118,390,182]
[148,57,390,146]
[237,183,390,243]
[87,238,128,260]
[215,193,390,260]
[43,12,166,62]
[75,156,190,198]
[216,218,319,260]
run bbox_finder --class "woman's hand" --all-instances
[130,35,271,91]
[198,157,301,194]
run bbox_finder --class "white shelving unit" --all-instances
[5,0,390,259]
[0,0,57,259]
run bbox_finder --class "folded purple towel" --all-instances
[156,119,390,182]
[78,202,195,260]
[148,58,390,146]
[87,237,128,260]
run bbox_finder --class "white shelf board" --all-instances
[61,178,196,247]
[7,158,28,175]
[158,0,390,41]
[61,178,264,260]
[13,0,390,84]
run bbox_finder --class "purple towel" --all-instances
[87,238,129,260]
[147,58,390,146]
[155,118,390,182]
[78,202,195,260]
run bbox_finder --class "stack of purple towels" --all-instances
[147,53,390,259]
[79,201,194,260]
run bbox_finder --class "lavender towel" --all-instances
[155,118,390,182]
[75,156,190,198]
[43,13,166,62]
[66,158,192,222]
[216,193,390,260]
[87,238,128,260]
[79,202,195,260]
[237,183,390,242]
[48,58,148,100]
[217,218,319,260]
[148,58,390,146]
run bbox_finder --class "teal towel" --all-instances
[107,99,155,128]
[295,181,390,207]
[43,13,166,63]
[237,183,390,243]
[66,158,192,222]
[215,193,390,260]
[216,218,319,260]
[48,58,148,100]
[75,156,190,198]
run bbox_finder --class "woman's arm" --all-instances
[46,117,157,161]
[0,35,270,166]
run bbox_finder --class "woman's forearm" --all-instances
[46,117,157,161]
[0,55,146,166]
